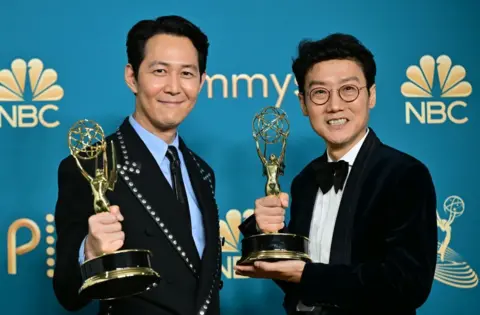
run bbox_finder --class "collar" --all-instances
[128,114,180,160]
[327,128,370,166]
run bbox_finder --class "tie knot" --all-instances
[329,160,349,173]
[314,159,350,194]
[166,146,180,166]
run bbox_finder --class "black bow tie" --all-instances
[315,160,349,194]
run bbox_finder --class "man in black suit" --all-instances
[53,16,221,315]
[235,34,438,315]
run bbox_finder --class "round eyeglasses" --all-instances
[309,84,367,105]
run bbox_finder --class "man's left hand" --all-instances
[234,260,306,283]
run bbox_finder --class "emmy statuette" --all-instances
[237,106,311,265]
[68,119,160,300]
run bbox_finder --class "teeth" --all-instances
[328,118,347,125]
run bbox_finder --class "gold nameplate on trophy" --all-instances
[237,106,311,265]
[68,119,160,300]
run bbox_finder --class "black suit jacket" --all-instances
[239,129,438,315]
[53,118,222,315]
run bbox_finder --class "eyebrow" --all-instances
[148,61,198,71]
[308,76,361,88]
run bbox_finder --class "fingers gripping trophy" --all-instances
[68,119,160,300]
[238,106,311,265]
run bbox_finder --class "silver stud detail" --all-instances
[117,131,198,278]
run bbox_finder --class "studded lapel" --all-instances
[113,120,201,276]
[111,119,221,315]
[180,143,221,315]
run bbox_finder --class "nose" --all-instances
[164,73,181,95]
[325,91,343,113]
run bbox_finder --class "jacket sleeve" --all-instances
[52,157,94,311]
[297,163,438,312]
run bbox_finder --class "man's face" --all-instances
[125,34,205,135]
[299,59,376,152]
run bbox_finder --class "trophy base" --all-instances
[79,249,160,300]
[237,233,311,265]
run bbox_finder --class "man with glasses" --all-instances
[235,33,438,315]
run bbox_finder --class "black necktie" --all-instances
[315,160,349,194]
[165,146,191,227]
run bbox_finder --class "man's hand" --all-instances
[255,192,289,233]
[234,260,306,283]
[85,205,124,260]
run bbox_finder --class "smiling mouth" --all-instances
[327,118,348,126]
[157,100,184,105]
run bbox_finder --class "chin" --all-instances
[152,119,181,131]
[319,130,355,148]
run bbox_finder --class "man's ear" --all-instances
[125,64,138,94]
[199,72,206,91]
[368,84,376,109]
[299,93,308,116]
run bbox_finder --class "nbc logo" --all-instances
[0,58,63,128]
[220,208,253,279]
[401,55,472,124]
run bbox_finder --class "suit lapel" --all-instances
[179,140,221,313]
[328,129,380,264]
[180,139,212,217]
[114,119,201,276]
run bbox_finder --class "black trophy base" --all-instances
[79,249,161,300]
[237,233,311,265]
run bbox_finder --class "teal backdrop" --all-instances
[1,0,478,314]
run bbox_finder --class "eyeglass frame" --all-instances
[307,84,368,105]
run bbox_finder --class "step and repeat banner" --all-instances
[1,0,478,314]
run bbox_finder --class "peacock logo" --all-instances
[401,55,471,124]
[0,58,63,128]
[219,208,254,279]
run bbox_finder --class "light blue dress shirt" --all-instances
[79,115,205,263]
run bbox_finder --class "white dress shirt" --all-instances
[297,129,369,311]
